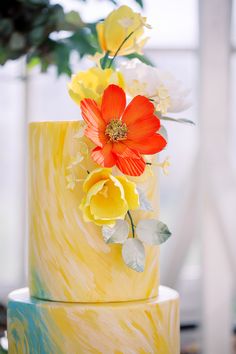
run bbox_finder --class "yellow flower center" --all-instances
[99,185,109,198]
[105,119,128,142]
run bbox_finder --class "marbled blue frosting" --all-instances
[8,287,180,354]
[8,292,61,354]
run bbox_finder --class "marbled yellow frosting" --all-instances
[8,286,180,354]
[28,121,160,302]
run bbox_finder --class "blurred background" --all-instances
[0,0,235,353]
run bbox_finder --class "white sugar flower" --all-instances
[119,59,191,114]
[66,174,77,190]
[67,152,84,170]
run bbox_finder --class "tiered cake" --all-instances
[8,121,179,353]
[7,5,187,353]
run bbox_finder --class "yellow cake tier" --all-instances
[28,121,160,303]
[8,286,179,354]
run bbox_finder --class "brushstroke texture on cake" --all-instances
[28,121,160,302]
[8,286,180,354]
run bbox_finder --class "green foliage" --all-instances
[0,338,7,354]
[0,0,145,76]
[133,0,143,8]
[161,116,195,125]
[125,52,154,66]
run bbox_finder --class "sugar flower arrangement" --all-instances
[67,5,191,272]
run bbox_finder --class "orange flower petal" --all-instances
[101,85,126,123]
[125,134,167,154]
[81,98,105,129]
[122,95,155,126]
[112,142,140,158]
[116,154,146,176]
[112,142,146,176]
[127,115,160,141]
[84,126,106,147]
[91,143,116,167]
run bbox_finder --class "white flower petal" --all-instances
[119,59,191,114]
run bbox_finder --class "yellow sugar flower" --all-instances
[80,168,139,226]
[96,5,149,56]
[68,67,124,106]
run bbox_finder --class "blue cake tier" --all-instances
[8,286,179,354]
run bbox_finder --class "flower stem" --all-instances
[108,31,134,68]
[101,51,110,69]
[127,210,135,238]
[80,165,90,174]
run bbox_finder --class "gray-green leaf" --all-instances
[159,125,168,142]
[122,239,145,272]
[65,11,83,27]
[9,32,26,50]
[102,220,129,244]
[161,116,195,125]
[134,0,144,7]
[137,187,153,211]
[136,219,171,245]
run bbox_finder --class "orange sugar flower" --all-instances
[80,84,167,176]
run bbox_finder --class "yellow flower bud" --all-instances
[68,67,124,106]
[96,6,149,56]
[80,168,139,225]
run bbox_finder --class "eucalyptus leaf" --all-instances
[0,0,97,75]
[136,219,171,245]
[54,42,72,76]
[122,239,145,272]
[50,4,65,25]
[9,32,26,50]
[134,0,144,7]
[102,220,129,244]
[65,11,83,27]
[161,116,195,125]
[29,27,46,44]
[29,0,49,4]
[27,56,41,69]
[69,29,97,57]
[137,187,153,212]
[0,48,8,65]
[125,53,154,67]
[0,19,13,36]
[0,0,145,76]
